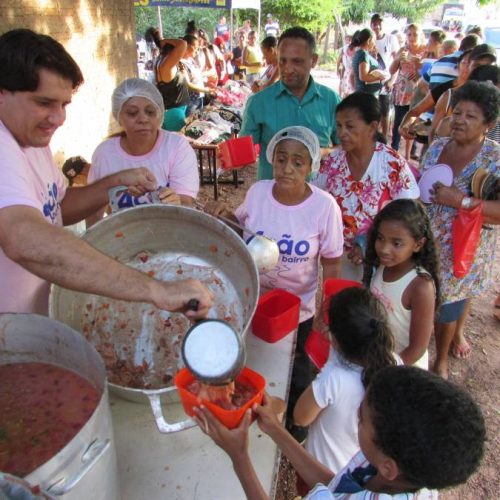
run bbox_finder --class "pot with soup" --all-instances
[0,313,119,500]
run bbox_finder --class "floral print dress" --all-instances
[313,143,420,250]
[392,46,426,106]
[422,138,500,305]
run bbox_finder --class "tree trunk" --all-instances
[333,10,344,49]
[322,23,332,64]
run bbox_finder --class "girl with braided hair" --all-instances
[293,287,396,480]
[363,199,440,369]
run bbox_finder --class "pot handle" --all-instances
[47,439,110,495]
[147,393,197,433]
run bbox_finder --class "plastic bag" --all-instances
[452,202,483,278]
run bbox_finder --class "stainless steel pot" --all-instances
[50,205,259,433]
[0,314,119,500]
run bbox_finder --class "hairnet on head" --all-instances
[266,126,321,172]
[111,78,165,122]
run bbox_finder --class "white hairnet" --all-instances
[266,126,321,173]
[111,78,165,122]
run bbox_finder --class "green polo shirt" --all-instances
[240,77,341,180]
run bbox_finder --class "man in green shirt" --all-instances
[240,27,341,180]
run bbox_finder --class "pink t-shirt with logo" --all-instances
[235,181,344,322]
[88,130,199,199]
[0,120,66,314]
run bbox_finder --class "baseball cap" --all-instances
[266,126,321,172]
[470,43,497,62]
[266,13,272,19]
[371,13,383,24]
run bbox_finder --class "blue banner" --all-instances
[134,0,231,8]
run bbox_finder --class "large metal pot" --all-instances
[0,314,119,500]
[50,205,259,433]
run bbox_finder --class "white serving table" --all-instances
[111,329,296,500]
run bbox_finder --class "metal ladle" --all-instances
[182,299,245,386]
[195,202,280,273]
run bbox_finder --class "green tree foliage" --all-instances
[341,0,438,24]
[135,6,226,40]
[261,0,341,33]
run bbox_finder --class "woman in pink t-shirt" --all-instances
[206,126,344,442]
[87,78,199,223]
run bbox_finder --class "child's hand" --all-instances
[204,200,231,218]
[253,392,282,435]
[157,187,181,205]
[347,244,364,266]
[193,405,251,460]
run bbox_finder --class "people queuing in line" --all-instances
[1,17,498,499]
[293,287,396,483]
[205,126,344,443]
[351,29,389,98]
[389,24,427,159]
[242,30,263,86]
[337,34,355,98]
[251,36,279,93]
[264,13,280,38]
[422,81,500,378]
[370,14,400,138]
[313,93,419,281]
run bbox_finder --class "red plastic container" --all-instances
[175,366,265,429]
[251,289,301,343]
[305,329,331,369]
[323,278,363,323]
[218,136,257,169]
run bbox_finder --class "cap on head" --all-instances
[266,13,272,19]
[470,43,497,62]
[266,126,321,172]
[111,78,164,122]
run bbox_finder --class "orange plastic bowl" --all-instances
[251,289,301,343]
[175,366,265,429]
[218,136,257,169]
[323,278,363,323]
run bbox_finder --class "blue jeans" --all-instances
[391,104,409,151]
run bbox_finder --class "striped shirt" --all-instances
[424,51,462,89]
[305,451,438,499]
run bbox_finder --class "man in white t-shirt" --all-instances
[370,14,400,138]
[264,14,280,38]
[0,29,212,317]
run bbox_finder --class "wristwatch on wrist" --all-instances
[460,196,473,209]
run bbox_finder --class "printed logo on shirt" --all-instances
[247,232,311,264]
[42,182,60,223]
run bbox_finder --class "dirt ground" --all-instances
[198,152,499,499]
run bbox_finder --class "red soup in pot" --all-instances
[0,362,100,477]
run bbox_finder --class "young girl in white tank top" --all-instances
[363,199,440,369]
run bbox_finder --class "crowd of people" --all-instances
[0,10,498,500]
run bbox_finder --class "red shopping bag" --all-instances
[451,203,483,278]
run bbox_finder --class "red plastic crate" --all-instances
[251,289,301,343]
[305,329,331,369]
[175,366,265,429]
[323,279,363,323]
[218,136,257,169]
